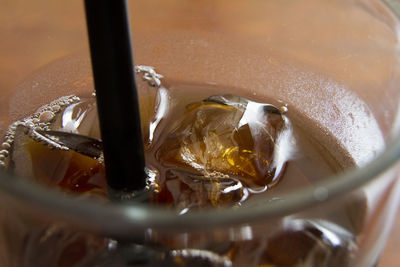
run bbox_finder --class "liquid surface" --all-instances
[0,75,361,266]
[5,82,342,209]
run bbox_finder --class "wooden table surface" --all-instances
[379,208,400,266]
[0,1,399,266]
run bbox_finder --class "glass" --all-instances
[1,0,400,266]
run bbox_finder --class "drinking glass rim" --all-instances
[0,132,399,235]
[0,0,399,237]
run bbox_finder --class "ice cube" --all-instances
[156,95,293,191]
[8,125,107,198]
[22,224,109,267]
[151,169,248,211]
[230,219,356,266]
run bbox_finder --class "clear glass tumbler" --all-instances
[0,0,400,266]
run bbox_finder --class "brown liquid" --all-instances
[4,81,361,266]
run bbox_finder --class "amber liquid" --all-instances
[3,80,364,267]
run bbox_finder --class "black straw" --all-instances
[84,0,146,192]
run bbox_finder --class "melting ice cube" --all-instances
[8,125,107,198]
[156,95,294,191]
